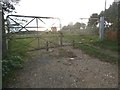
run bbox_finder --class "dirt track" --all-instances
[7,46,118,88]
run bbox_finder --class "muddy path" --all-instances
[6,46,118,88]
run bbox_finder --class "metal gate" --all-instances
[6,15,62,53]
[6,15,101,54]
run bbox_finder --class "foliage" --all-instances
[1,0,21,58]
[2,55,23,79]
[61,22,86,31]
[2,34,31,83]
[99,1,119,31]
[87,13,99,27]
[74,22,86,29]
[100,2,118,22]
[2,1,15,13]
[87,1,119,31]
[1,0,21,13]
[91,39,118,52]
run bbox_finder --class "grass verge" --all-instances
[2,38,32,87]
[74,43,118,64]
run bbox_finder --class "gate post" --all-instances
[0,3,2,90]
[0,4,2,58]
[59,31,63,46]
[99,16,105,40]
[46,41,49,51]
[72,40,75,48]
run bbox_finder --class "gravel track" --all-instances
[6,46,118,88]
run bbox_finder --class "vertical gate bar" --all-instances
[72,40,75,48]
[59,32,63,46]
[46,41,49,51]
[60,32,63,46]
[6,18,10,33]
[36,18,40,49]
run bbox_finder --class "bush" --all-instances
[2,55,23,78]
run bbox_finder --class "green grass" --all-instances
[8,33,119,64]
[3,36,35,86]
[63,34,118,52]
[9,32,60,51]
[63,34,98,42]
[8,38,34,56]
[74,43,118,64]
[63,34,118,64]
[91,39,118,52]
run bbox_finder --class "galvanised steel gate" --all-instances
[6,15,100,54]
[6,15,62,52]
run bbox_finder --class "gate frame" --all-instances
[6,15,62,51]
[6,15,61,33]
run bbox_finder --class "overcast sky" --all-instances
[14,0,114,26]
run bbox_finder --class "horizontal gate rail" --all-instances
[6,15,57,19]
[6,15,61,33]
[6,15,62,52]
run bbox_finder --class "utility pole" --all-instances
[99,17,104,40]
[99,0,106,40]
[105,0,107,11]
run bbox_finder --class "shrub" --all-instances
[2,55,23,78]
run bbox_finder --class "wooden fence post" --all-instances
[46,41,49,51]
[72,40,75,48]
[59,32,63,46]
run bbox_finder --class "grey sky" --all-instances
[14,0,114,26]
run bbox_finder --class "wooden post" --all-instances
[46,41,49,51]
[72,40,75,48]
[59,32,63,46]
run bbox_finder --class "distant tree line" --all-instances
[62,22,86,30]
[61,1,119,31]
